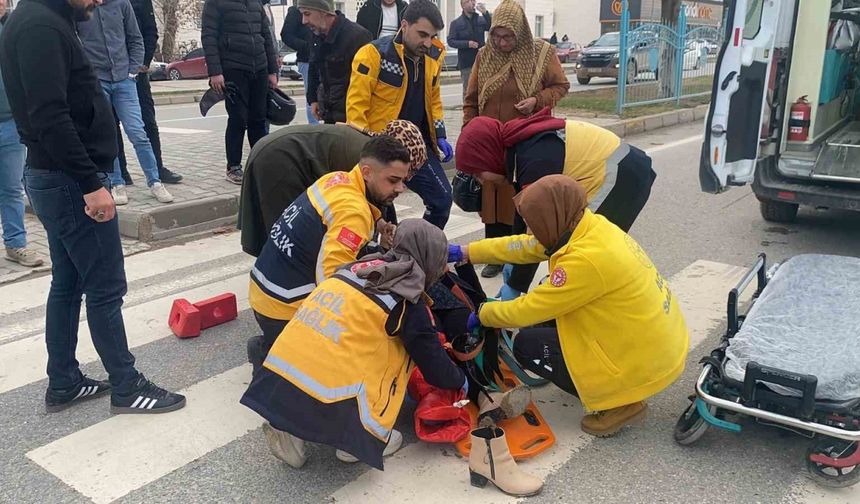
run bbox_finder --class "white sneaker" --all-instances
[5,247,45,267]
[150,182,173,203]
[111,185,128,205]
[262,423,307,469]
[336,429,403,463]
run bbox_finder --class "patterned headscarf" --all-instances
[475,0,553,113]
[365,120,428,180]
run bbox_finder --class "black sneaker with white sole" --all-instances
[110,375,186,414]
[45,376,112,413]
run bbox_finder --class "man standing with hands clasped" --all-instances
[0,0,185,414]
[447,0,491,94]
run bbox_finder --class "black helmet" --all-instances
[266,88,296,126]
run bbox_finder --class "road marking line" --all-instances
[329,259,746,503]
[645,135,703,155]
[0,233,242,318]
[27,365,261,504]
[787,479,859,504]
[157,127,212,134]
[0,274,250,395]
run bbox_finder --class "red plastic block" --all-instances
[193,293,238,330]
[169,299,201,338]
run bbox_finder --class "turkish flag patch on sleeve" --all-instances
[550,266,567,287]
[337,227,363,252]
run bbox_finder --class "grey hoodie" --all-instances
[76,0,144,83]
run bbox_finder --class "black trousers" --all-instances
[116,73,166,173]
[512,326,578,396]
[508,145,656,293]
[223,69,269,167]
[254,310,289,357]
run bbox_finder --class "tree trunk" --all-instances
[658,0,682,99]
[160,0,180,61]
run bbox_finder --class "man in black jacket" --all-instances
[298,0,371,124]
[114,0,182,184]
[280,4,317,124]
[202,0,279,185]
[356,0,406,40]
[447,0,491,93]
[0,0,185,414]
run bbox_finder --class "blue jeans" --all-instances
[101,79,161,187]
[405,152,453,229]
[298,62,318,125]
[0,119,27,249]
[24,167,140,393]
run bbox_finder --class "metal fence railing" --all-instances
[616,1,723,114]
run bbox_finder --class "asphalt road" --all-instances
[2,122,859,504]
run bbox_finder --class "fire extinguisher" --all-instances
[788,96,811,141]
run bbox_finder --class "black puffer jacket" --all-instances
[307,14,372,123]
[201,0,279,76]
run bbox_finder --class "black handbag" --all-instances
[452,171,482,213]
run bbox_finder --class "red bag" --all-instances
[414,388,471,444]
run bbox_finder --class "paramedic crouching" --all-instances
[448,176,689,437]
[241,219,467,469]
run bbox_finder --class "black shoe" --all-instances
[247,335,265,373]
[226,165,244,185]
[122,171,134,186]
[110,375,186,414]
[158,167,183,184]
[45,376,111,413]
[481,264,503,278]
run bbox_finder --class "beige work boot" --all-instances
[477,386,531,423]
[468,426,543,497]
[581,401,648,438]
[336,429,403,463]
[262,423,307,468]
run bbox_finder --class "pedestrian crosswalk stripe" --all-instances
[0,273,250,395]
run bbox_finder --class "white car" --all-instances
[280,52,302,80]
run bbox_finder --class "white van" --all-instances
[701,0,860,222]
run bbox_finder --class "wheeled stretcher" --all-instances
[674,253,860,488]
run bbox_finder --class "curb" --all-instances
[598,104,709,138]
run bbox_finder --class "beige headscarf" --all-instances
[513,175,588,250]
[355,219,449,303]
[476,0,553,113]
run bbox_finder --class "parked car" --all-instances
[442,48,458,71]
[555,41,582,63]
[149,61,168,81]
[280,51,302,80]
[166,48,208,80]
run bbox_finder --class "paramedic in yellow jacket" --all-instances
[241,219,467,470]
[448,176,689,437]
[346,0,454,229]
[455,108,657,300]
[247,135,416,371]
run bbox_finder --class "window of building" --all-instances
[535,15,544,38]
[335,1,345,11]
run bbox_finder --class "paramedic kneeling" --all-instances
[448,176,689,437]
[241,219,467,469]
[246,135,412,371]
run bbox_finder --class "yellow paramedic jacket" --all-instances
[560,121,623,209]
[248,167,382,321]
[346,34,447,150]
[468,210,689,411]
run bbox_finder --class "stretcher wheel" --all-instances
[805,438,860,488]
[673,400,712,446]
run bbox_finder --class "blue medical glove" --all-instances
[466,312,481,332]
[501,264,512,283]
[461,375,470,396]
[497,283,522,301]
[437,138,454,162]
[447,244,464,263]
